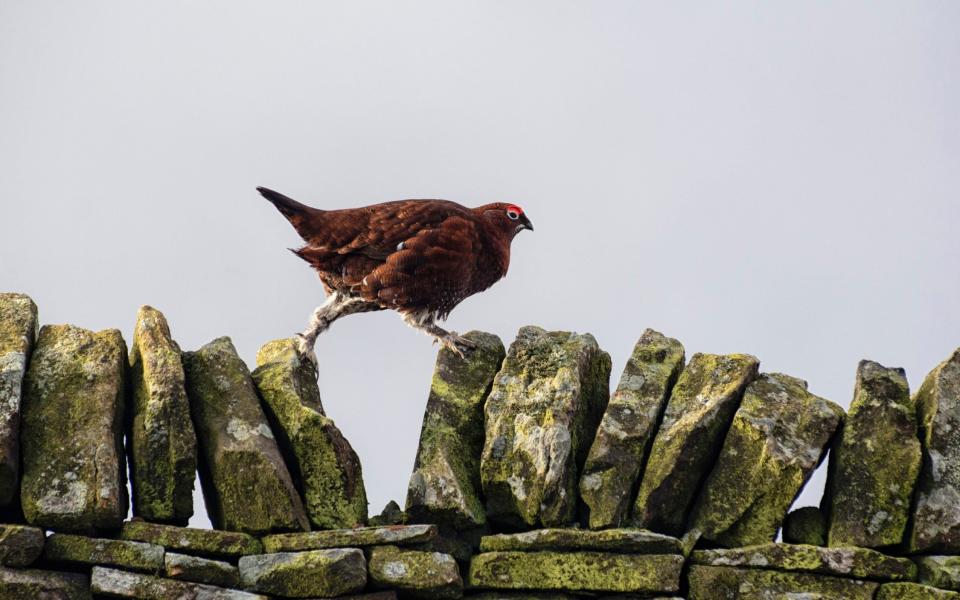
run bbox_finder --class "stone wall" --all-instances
[0,292,959,599]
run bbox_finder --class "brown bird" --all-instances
[258,187,534,363]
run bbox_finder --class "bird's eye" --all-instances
[506,210,519,220]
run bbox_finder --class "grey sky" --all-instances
[2,2,958,529]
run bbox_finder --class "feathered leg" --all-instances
[297,292,375,368]
[401,312,476,358]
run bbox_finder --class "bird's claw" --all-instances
[294,333,320,378]
[438,331,476,359]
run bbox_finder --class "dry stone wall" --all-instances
[0,292,959,599]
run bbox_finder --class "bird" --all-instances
[257,187,534,364]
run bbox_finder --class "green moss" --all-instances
[783,506,827,546]
[368,545,463,599]
[119,520,262,558]
[165,552,239,588]
[239,548,367,597]
[687,565,878,599]
[0,524,44,567]
[478,528,681,554]
[877,583,960,599]
[916,556,960,591]
[0,568,90,599]
[44,534,164,573]
[0,293,36,357]
[262,523,437,553]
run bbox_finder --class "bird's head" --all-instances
[480,203,534,239]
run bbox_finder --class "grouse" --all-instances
[258,187,534,363]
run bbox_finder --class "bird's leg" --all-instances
[296,292,371,370]
[401,312,476,359]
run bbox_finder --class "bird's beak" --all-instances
[521,216,534,232]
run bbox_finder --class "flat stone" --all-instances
[183,337,308,534]
[406,332,505,532]
[467,551,683,594]
[878,583,960,600]
[633,353,759,535]
[166,552,240,588]
[687,565,878,600]
[580,329,685,529]
[91,566,268,599]
[0,293,37,507]
[239,548,367,597]
[824,360,921,548]
[911,348,960,552]
[322,594,399,600]
[0,523,44,566]
[128,306,197,524]
[262,524,437,553]
[467,594,578,600]
[0,566,90,599]
[480,326,611,529]
[690,373,843,546]
[119,520,262,558]
[917,556,960,591]
[44,533,164,572]
[20,324,128,532]
[478,528,681,554]
[783,506,827,546]
[690,543,916,581]
[253,338,368,529]
[368,545,463,599]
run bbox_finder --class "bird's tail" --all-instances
[257,186,325,242]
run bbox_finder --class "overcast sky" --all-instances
[2,2,958,529]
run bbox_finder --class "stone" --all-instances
[0,524,44,566]
[917,556,960,591]
[91,566,268,599]
[20,324,128,531]
[119,520,263,558]
[690,542,916,581]
[468,551,682,594]
[368,545,463,599]
[687,565,878,600]
[579,329,685,529]
[0,293,37,507]
[0,566,90,599]
[43,533,164,572]
[183,336,308,534]
[823,360,921,548]
[166,552,240,588]
[911,349,960,552]
[406,332,505,532]
[252,337,367,529]
[239,548,367,597]
[633,353,759,535]
[128,305,197,524]
[878,583,960,600]
[478,528,682,554]
[783,506,827,546]
[467,595,577,600]
[480,326,611,529]
[262,523,437,553]
[690,373,843,546]
[371,500,405,526]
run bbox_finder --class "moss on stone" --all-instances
[0,566,91,599]
[877,583,960,599]
[0,293,37,508]
[119,520,262,558]
[91,566,267,599]
[239,548,367,597]
[165,552,239,588]
[43,533,164,572]
[0,524,44,567]
[687,565,878,599]
[262,523,437,553]
[478,528,681,554]
[916,556,960,592]
[368,545,463,599]
[783,506,827,546]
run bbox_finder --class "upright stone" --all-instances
[579,330,685,529]
[0,293,37,507]
[21,325,128,531]
[824,360,920,548]
[783,506,827,546]
[633,353,759,535]
[406,331,505,533]
[128,306,197,524]
[480,326,611,529]
[252,338,367,529]
[183,337,308,534]
[910,349,960,552]
[690,373,843,546]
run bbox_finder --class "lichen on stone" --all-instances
[368,545,463,599]
[43,533,164,573]
[783,506,827,546]
[478,527,682,554]
[0,293,37,508]
[119,520,262,558]
[687,564,878,599]
[238,548,367,597]
[877,582,960,600]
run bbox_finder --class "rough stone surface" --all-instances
[783,506,827,546]
[468,551,683,594]
[478,528,681,554]
[467,595,578,600]
[481,326,611,529]
[690,542,916,581]
[878,583,960,600]
[579,329,685,529]
[120,520,263,558]
[368,545,463,599]
[44,533,164,572]
[406,332,505,532]
[128,305,197,524]
[183,336,308,534]
[633,353,759,535]
[166,552,240,588]
[917,556,960,591]
[262,524,437,553]
[0,293,37,507]
[0,523,44,566]
[0,566,91,599]
[687,565,878,600]
[824,360,921,548]
[911,349,960,552]
[690,373,843,546]
[91,566,267,599]
[20,324,128,531]
[239,548,367,597]
[253,337,368,529]
[371,500,405,527]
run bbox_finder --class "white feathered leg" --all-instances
[401,311,476,358]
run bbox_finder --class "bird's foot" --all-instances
[435,331,476,359]
[294,332,319,376]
